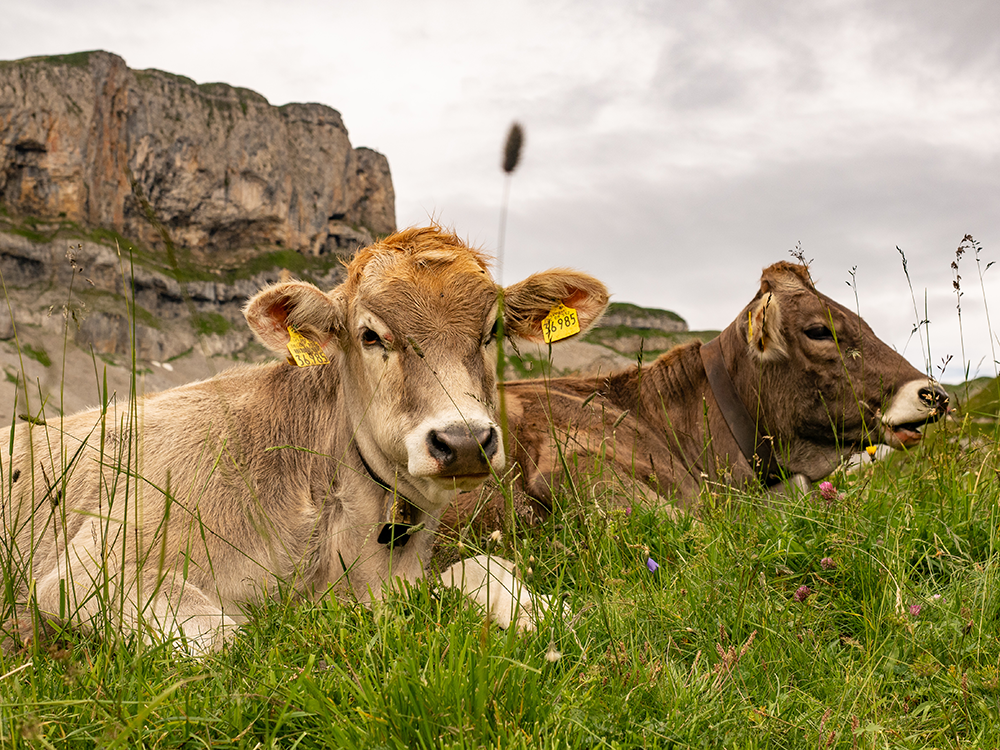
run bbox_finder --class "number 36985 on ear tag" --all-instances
[286,326,330,367]
[541,303,581,344]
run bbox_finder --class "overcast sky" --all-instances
[4,0,999,382]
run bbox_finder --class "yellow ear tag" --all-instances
[541,303,581,344]
[286,326,329,367]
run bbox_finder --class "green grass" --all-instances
[584,325,721,358]
[2,420,998,748]
[604,301,686,324]
[963,375,1000,420]
[40,51,98,68]
[76,288,162,331]
[0,51,96,70]
[20,343,50,367]
[0,217,344,290]
[2,228,999,748]
[192,311,233,337]
[506,349,558,379]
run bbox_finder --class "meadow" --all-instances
[1,243,999,749]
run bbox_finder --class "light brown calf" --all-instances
[448,261,949,530]
[1,226,608,652]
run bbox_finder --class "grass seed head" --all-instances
[502,122,524,174]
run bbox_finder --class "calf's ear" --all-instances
[503,269,609,343]
[244,282,346,355]
[745,287,787,361]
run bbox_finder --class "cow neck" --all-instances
[699,336,784,487]
[354,445,417,549]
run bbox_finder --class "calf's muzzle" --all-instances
[428,424,499,477]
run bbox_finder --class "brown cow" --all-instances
[448,261,949,530]
[1,226,609,652]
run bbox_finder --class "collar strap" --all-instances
[355,445,416,548]
[700,337,783,486]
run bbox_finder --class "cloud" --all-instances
[432,130,999,380]
[864,0,1000,75]
[3,0,998,381]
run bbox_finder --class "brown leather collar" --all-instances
[355,445,416,548]
[700,337,783,486]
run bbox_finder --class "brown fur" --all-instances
[446,261,947,532]
[1,226,609,651]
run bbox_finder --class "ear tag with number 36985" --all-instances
[541,303,581,344]
[286,326,330,367]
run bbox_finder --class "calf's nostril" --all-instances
[427,429,456,464]
[479,426,499,461]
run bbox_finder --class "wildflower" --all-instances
[820,557,836,570]
[865,445,878,460]
[794,585,811,602]
[646,557,659,573]
[488,530,502,544]
[544,643,562,662]
[908,604,922,617]
[624,506,633,516]
[818,482,838,501]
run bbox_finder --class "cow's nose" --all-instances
[427,424,498,476]
[918,383,950,418]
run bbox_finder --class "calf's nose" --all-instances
[427,424,498,476]
[918,383,950,418]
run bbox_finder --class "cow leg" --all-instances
[24,521,238,654]
[768,473,810,498]
[440,554,553,630]
[126,573,240,655]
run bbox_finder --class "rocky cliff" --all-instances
[598,302,687,333]
[0,50,394,259]
[0,51,396,426]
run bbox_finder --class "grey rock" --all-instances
[0,51,395,258]
[599,309,687,333]
[0,306,13,340]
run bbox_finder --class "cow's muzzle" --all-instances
[427,423,499,478]
[879,380,950,448]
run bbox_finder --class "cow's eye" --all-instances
[484,319,499,346]
[360,328,384,348]
[804,325,835,341]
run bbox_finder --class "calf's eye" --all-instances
[804,325,835,341]
[360,328,384,348]
[484,319,499,346]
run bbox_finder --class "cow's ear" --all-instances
[243,281,346,355]
[745,290,787,361]
[502,269,609,343]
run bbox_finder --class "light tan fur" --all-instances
[1,226,609,652]
[445,261,948,532]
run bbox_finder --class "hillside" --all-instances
[505,300,718,379]
[959,375,1000,420]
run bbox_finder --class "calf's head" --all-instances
[245,226,608,506]
[732,261,948,479]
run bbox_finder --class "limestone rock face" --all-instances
[599,305,687,333]
[0,51,395,258]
